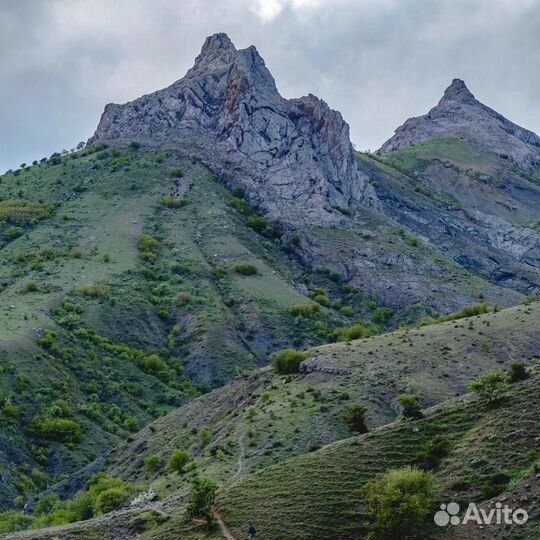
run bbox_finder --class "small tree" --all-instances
[343,404,369,433]
[187,477,218,525]
[362,466,435,540]
[508,362,529,383]
[271,349,308,374]
[168,449,192,474]
[468,371,508,405]
[397,393,423,419]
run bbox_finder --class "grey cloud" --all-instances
[0,0,538,171]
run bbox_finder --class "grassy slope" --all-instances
[0,148,356,509]
[97,302,539,491]
[216,373,540,540]
[20,347,540,540]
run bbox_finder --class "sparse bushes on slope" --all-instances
[233,263,258,275]
[422,303,489,325]
[138,234,160,261]
[468,371,508,405]
[272,349,309,374]
[332,321,378,342]
[343,404,369,433]
[362,466,435,540]
[168,449,192,474]
[0,200,51,224]
[287,303,320,319]
[80,283,110,298]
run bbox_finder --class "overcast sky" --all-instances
[1,0,538,172]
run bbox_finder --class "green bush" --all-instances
[80,283,109,298]
[468,371,508,405]
[423,303,489,325]
[187,477,218,523]
[161,195,186,208]
[508,361,529,383]
[96,488,129,514]
[0,511,34,533]
[233,263,258,275]
[397,393,423,419]
[169,167,183,178]
[176,292,199,306]
[272,349,309,374]
[20,280,39,293]
[332,322,378,342]
[287,303,320,319]
[168,449,192,473]
[343,404,368,433]
[36,417,83,443]
[372,307,394,324]
[138,234,160,261]
[144,454,161,472]
[416,436,449,470]
[247,215,270,233]
[362,467,435,540]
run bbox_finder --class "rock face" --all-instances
[89,33,378,226]
[378,79,540,171]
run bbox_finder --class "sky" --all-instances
[1,0,538,173]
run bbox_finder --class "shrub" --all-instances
[169,167,183,178]
[272,349,309,374]
[20,280,39,293]
[168,449,192,473]
[161,195,185,208]
[138,234,160,261]
[287,303,320,319]
[128,141,141,150]
[332,322,378,342]
[0,200,51,224]
[343,404,368,433]
[424,303,489,325]
[339,306,354,316]
[96,488,129,514]
[247,215,270,233]
[508,361,529,383]
[176,292,198,306]
[36,418,83,443]
[199,427,212,447]
[362,467,435,540]
[0,511,34,533]
[143,354,167,376]
[144,454,161,472]
[372,307,393,324]
[313,294,330,306]
[233,263,258,275]
[416,436,449,470]
[468,371,508,405]
[80,283,109,298]
[397,393,423,419]
[187,477,218,523]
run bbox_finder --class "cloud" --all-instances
[0,0,538,172]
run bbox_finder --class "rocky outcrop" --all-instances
[378,79,540,171]
[89,33,379,226]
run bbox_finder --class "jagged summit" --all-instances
[88,33,378,225]
[378,79,540,170]
[438,78,475,105]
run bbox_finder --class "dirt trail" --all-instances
[213,510,238,540]
[230,432,246,482]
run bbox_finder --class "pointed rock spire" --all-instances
[438,78,475,105]
[194,32,238,68]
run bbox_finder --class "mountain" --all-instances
[379,78,540,171]
[88,34,532,314]
[89,32,379,226]
[1,32,540,539]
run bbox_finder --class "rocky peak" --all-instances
[378,79,540,171]
[438,78,475,105]
[88,33,378,225]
